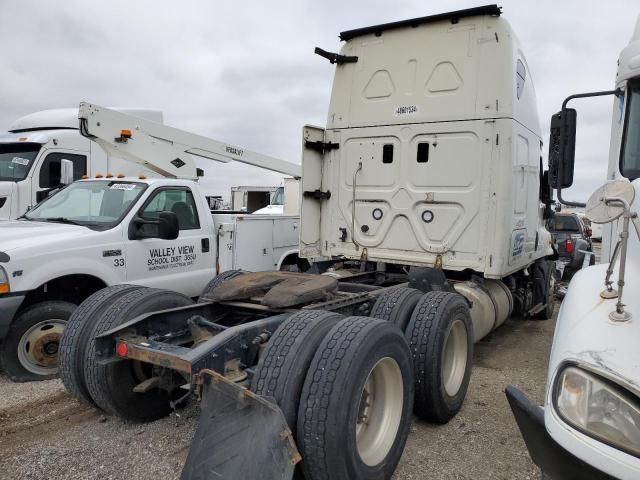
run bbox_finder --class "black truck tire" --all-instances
[251,310,343,432]
[0,301,76,382]
[533,260,555,320]
[297,317,414,480]
[198,269,245,302]
[369,287,423,330]
[405,291,473,423]
[59,284,145,406]
[84,288,194,422]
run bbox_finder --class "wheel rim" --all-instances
[355,357,404,467]
[442,319,468,397]
[17,319,66,376]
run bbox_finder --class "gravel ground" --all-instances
[0,310,555,480]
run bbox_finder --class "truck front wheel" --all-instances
[0,301,76,382]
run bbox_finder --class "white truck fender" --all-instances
[276,249,303,271]
[11,258,119,296]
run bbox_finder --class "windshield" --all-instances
[271,187,284,205]
[0,143,40,181]
[621,78,640,180]
[25,180,147,228]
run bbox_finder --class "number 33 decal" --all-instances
[113,258,125,267]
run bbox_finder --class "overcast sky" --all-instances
[1,0,638,201]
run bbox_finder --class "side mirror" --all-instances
[157,211,179,240]
[60,159,74,185]
[129,210,179,240]
[584,226,592,238]
[548,108,577,189]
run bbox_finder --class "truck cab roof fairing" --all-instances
[339,5,502,42]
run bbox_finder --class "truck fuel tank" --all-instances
[454,279,513,342]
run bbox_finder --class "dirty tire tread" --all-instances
[84,288,194,421]
[298,316,413,480]
[198,269,244,302]
[251,309,343,432]
[0,300,76,382]
[59,284,144,406]
[369,287,423,330]
[406,291,472,423]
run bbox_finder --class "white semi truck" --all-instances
[0,103,303,381]
[507,12,640,480]
[59,6,558,480]
[0,108,164,220]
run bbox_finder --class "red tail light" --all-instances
[116,342,128,358]
[565,238,574,254]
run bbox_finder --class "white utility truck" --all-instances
[0,103,303,381]
[60,6,558,480]
[0,108,164,220]
[507,12,640,480]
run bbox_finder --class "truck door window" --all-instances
[139,188,200,235]
[0,143,40,181]
[620,79,640,180]
[39,152,87,188]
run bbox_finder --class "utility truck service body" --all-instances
[0,108,162,220]
[507,13,640,480]
[59,7,558,480]
[0,105,302,382]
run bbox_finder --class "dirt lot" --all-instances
[0,310,555,480]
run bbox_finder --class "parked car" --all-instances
[546,212,595,279]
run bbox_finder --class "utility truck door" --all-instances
[126,186,214,297]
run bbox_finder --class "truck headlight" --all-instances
[0,266,9,294]
[554,365,640,457]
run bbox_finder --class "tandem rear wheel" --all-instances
[59,287,195,421]
[372,288,473,423]
[251,289,472,480]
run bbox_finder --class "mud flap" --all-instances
[181,370,300,480]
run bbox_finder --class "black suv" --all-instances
[546,213,595,280]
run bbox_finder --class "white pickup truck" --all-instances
[0,104,302,382]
